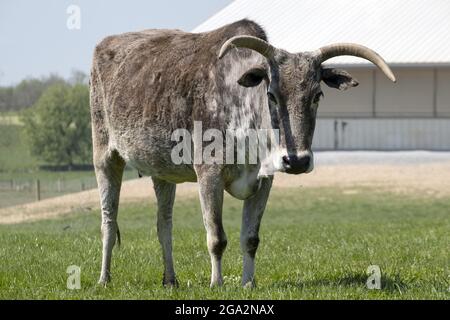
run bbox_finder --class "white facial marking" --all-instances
[258,148,285,178]
[258,149,314,177]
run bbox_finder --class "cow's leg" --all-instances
[95,149,125,285]
[197,173,227,287]
[241,177,273,287]
[152,177,178,287]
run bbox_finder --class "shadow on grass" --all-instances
[274,272,408,293]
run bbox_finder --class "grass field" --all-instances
[0,124,37,172]
[0,187,448,299]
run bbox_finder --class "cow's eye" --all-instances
[313,91,324,104]
[267,92,277,104]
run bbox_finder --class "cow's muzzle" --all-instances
[281,150,314,174]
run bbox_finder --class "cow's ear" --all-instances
[321,68,359,90]
[238,66,268,87]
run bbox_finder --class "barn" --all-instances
[194,0,450,150]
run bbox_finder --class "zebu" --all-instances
[90,19,395,287]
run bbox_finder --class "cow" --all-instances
[90,19,395,287]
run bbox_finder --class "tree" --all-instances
[21,83,92,168]
[0,70,86,112]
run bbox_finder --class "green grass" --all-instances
[0,114,21,125]
[0,124,38,172]
[0,187,448,299]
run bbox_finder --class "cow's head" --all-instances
[219,36,396,175]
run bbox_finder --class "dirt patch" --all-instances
[275,162,450,198]
[1,161,450,225]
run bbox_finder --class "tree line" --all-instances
[0,71,87,112]
[1,71,93,169]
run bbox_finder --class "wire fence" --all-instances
[0,176,98,208]
[0,169,138,209]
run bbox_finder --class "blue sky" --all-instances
[0,0,232,86]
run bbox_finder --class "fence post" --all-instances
[35,179,41,201]
[57,179,62,193]
[81,181,85,191]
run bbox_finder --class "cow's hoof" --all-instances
[98,274,111,287]
[163,275,179,288]
[97,280,110,287]
[209,279,223,288]
[243,280,256,289]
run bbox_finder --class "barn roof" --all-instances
[193,0,450,66]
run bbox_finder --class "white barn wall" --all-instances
[318,68,373,117]
[313,66,450,150]
[437,69,450,116]
[376,69,434,117]
[313,119,450,150]
[313,119,336,149]
[319,67,446,118]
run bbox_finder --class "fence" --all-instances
[0,176,99,208]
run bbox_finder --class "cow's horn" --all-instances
[316,43,396,82]
[219,35,276,59]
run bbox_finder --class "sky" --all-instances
[0,0,233,86]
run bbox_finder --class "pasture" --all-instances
[0,186,448,299]
[0,123,37,173]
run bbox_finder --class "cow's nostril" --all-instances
[282,154,311,174]
[282,155,290,167]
